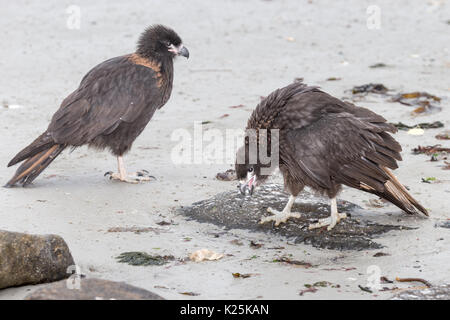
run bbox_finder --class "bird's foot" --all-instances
[308,213,347,231]
[259,207,301,226]
[104,170,156,184]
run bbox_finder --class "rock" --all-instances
[390,285,450,300]
[435,220,450,229]
[178,184,411,250]
[25,278,164,300]
[0,230,75,289]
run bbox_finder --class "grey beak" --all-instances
[238,183,254,196]
[178,46,189,59]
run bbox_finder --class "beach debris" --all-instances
[421,177,438,184]
[391,91,441,105]
[411,105,442,116]
[373,252,390,257]
[215,169,237,181]
[322,267,356,271]
[444,161,450,170]
[273,256,314,268]
[369,63,388,68]
[189,249,224,262]
[326,77,341,81]
[299,286,318,296]
[229,104,245,109]
[395,277,432,288]
[107,226,165,234]
[300,281,339,295]
[219,113,229,119]
[358,285,373,293]
[156,220,173,226]
[352,83,389,95]
[230,239,244,246]
[179,291,200,296]
[407,128,424,135]
[232,273,255,279]
[249,240,263,249]
[307,281,330,288]
[435,131,450,140]
[434,220,450,229]
[116,252,175,266]
[391,121,444,130]
[381,276,394,284]
[201,120,212,125]
[2,101,24,109]
[391,92,442,115]
[413,145,450,155]
[154,285,170,289]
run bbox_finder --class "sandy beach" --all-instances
[0,0,449,299]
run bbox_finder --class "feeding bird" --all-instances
[236,81,428,230]
[6,25,189,187]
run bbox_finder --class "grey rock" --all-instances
[0,230,75,289]
[179,184,411,250]
[435,220,450,229]
[25,278,164,300]
[390,285,450,300]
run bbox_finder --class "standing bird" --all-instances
[236,81,428,230]
[6,25,189,187]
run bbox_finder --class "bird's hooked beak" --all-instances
[169,44,189,58]
[238,172,256,196]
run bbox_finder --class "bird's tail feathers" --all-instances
[372,168,428,216]
[8,132,55,167]
[5,144,65,187]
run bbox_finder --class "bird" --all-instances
[236,81,428,231]
[5,25,189,187]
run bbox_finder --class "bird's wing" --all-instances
[284,110,427,216]
[284,112,401,191]
[48,55,167,146]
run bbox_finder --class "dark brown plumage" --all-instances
[6,25,188,187]
[236,81,428,230]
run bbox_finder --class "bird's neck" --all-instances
[159,55,174,82]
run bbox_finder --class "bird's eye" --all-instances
[248,167,254,173]
[165,41,172,47]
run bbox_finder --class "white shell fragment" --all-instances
[189,249,224,262]
[407,128,425,135]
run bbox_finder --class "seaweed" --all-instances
[116,252,175,266]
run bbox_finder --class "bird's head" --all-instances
[235,145,271,196]
[137,25,189,60]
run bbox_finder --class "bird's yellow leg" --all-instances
[105,156,155,183]
[308,197,347,231]
[259,195,301,226]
